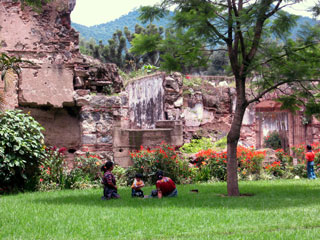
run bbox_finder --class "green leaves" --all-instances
[130,33,162,55]
[0,110,46,191]
[138,6,169,24]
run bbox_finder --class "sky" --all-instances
[71,0,318,27]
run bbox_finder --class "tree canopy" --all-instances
[140,0,320,196]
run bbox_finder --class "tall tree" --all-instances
[140,0,320,196]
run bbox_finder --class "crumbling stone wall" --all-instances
[0,0,123,163]
[74,90,129,162]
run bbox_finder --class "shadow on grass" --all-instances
[32,180,320,210]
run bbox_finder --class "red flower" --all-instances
[58,147,67,154]
[40,178,43,182]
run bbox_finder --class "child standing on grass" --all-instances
[306,145,316,179]
[131,173,145,197]
[101,161,120,200]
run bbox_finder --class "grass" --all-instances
[1,179,320,240]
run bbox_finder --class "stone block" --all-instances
[82,134,96,145]
[113,128,129,147]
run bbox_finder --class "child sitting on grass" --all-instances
[101,161,120,200]
[131,173,145,197]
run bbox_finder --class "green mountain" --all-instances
[72,10,173,44]
[72,10,318,45]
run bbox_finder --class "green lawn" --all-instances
[1,179,320,240]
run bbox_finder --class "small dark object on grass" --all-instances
[218,193,254,197]
[190,189,199,193]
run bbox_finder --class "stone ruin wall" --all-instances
[2,0,318,167]
[0,0,124,162]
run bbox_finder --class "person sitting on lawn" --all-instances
[131,173,145,198]
[101,161,120,200]
[306,145,317,179]
[151,171,177,198]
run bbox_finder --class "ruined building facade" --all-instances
[1,0,319,167]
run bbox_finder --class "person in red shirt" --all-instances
[305,145,316,179]
[154,171,177,198]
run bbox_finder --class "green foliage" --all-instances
[159,28,208,73]
[79,23,164,72]
[142,64,159,73]
[64,153,102,189]
[0,110,46,191]
[180,137,214,154]
[37,147,66,191]
[263,131,282,150]
[130,33,161,55]
[213,136,227,150]
[183,76,202,88]
[16,0,51,12]
[112,165,128,187]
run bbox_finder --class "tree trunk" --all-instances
[227,97,247,196]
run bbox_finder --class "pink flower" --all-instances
[40,178,43,182]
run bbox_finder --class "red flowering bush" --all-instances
[264,160,283,177]
[37,146,66,191]
[64,153,103,189]
[195,146,266,181]
[128,143,190,184]
[195,149,227,181]
[237,146,266,178]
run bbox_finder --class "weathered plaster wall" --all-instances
[20,106,81,148]
[126,73,165,129]
[0,0,78,108]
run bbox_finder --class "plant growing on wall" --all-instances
[16,0,52,11]
[0,53,32,109]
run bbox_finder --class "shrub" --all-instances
[213,136,227,150]
[264,161,283,177]
[290,164,307,178]
[180,137,214,154]
[263,131,282,150]
[64,153,103,189]
[0,110,46,191]
[37,146,66,191]
[195,149,227,181]
[237,146,265,177]
[113,165,127,187]
[128,144,190,185]
[195,146,266,181]
[275,149,293,167]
